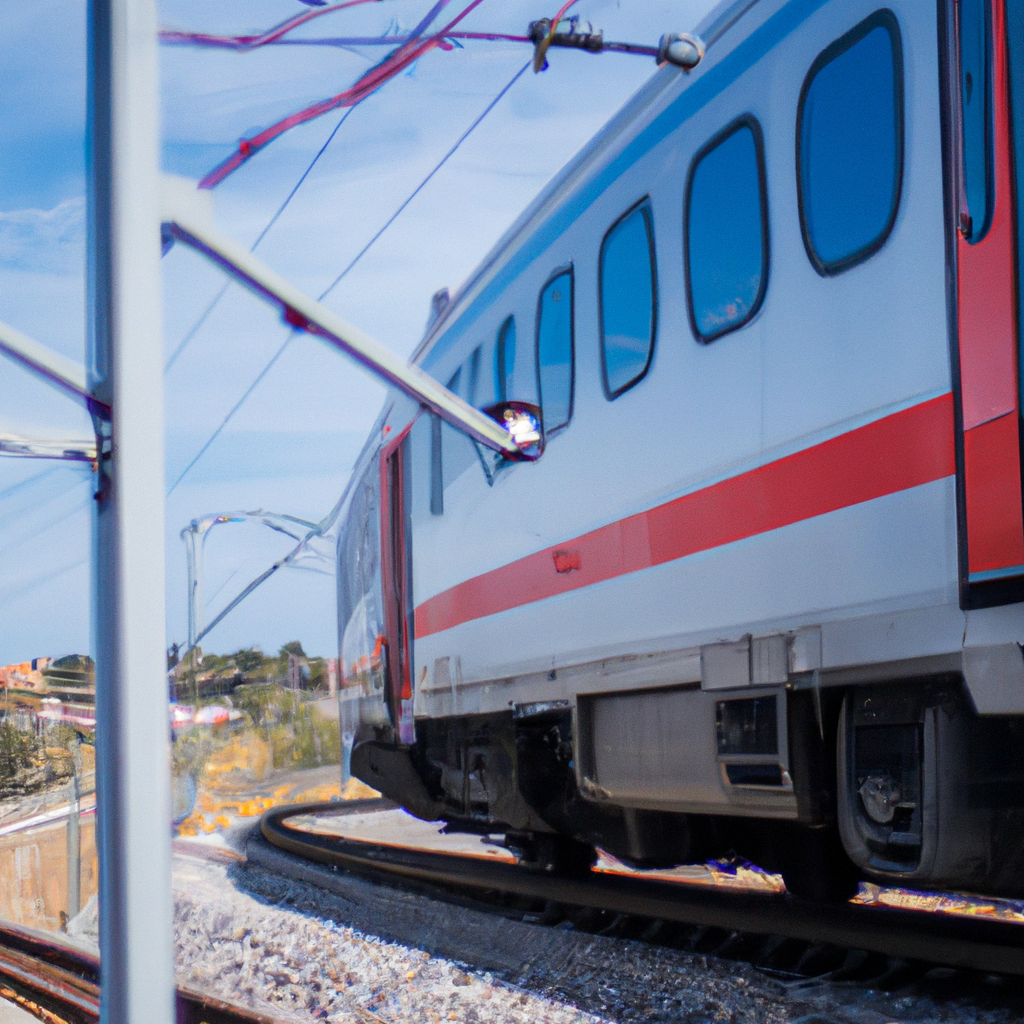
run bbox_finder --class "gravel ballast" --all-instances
[60,837,1024,1024]
[174,853,604,1024]
[172,848,800,1024]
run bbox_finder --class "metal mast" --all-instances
[88,0,174,1021]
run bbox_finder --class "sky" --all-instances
[0,0,717,665]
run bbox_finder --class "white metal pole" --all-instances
[88,1,174,1022]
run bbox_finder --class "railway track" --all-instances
[0,919,291,1024]
[260,799,1024,981]
[6,796,1022,1023]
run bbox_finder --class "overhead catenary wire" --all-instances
[167,336,293,495]
[197,0,492,188]
[169,57,527,499]
[164,29,533,49]
[165,0,660,188]
[164,0,451,372]
[0,558,89,607]
[165,103,360,372]
[159,0,385,50]
[321,58,530,300]
[173,57,528,650]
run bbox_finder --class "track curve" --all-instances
[262,800,1024,977]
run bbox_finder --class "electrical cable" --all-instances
[321,58,530,300]
[0,467,60,505]
[169,57,526,497]
[164,30,533,49]
[0,467,90,535]
[198,0,489,188]
[160,0,384,51]
[171,59,527,647]
[0,489,91,559]
[170,0,661,189]
[166,103,360,372]
[167,335,293,495]
[0,558,88,606]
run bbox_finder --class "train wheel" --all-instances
[507,832,597,875]
[779,823,861,904]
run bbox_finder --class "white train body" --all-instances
[339,0,1024,895]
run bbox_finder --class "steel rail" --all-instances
[0,921,296,1024]
[262,802,1024,977]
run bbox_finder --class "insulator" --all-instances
[658,32,705,70]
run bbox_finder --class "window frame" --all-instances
[534,264,576,437]
[683,114,771,344]
[598,197,659,400]
[957,0,994,243]
[795,8,905,277]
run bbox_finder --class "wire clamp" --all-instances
[529,18,603,71]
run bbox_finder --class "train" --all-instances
[335,0,1024,901]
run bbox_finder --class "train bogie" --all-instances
[339,0,1024,900]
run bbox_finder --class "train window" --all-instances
[599,199,657,398]
[958,0,993,242]
[536,269,574,433]
[429,414,443,515]
[797,10,903,275]
[464,348,479,403]
[439,366,473,490]
[495,316,516,402]
[685,118,769,342]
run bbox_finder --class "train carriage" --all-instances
[338,0,1024,899]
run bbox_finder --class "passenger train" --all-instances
[337,0,1024,899]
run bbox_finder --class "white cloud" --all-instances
[0,196,85,274]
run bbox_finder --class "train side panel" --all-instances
[343,0,1024,895]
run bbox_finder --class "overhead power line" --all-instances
[169,57,527,497]
[196,0,490,187]
[166,103,359,373]
[322,58,530,299]
[170,57,528,646]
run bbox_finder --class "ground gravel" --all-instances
[63,846,1024,1024]
[173,855,604,1023]
[222,854,797,1024]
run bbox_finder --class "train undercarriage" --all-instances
[354,672,1024,902]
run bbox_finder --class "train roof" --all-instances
[409,0,767,373]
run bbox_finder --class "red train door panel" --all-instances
[954,0,1024,605]
[380,425,415,742]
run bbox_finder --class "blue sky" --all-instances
[0,0,714,664]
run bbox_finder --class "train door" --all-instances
[952,0,1024,607]
[380,426,415,742]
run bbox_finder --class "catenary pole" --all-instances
[88,1,174,1022]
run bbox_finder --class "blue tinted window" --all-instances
[686,121,768,341]
[959,0,993,242]
[798,13,903,273]
[466,345,487,406]
[536,270,574,432]
[441,364,475,487]
[600,202,657,397]
[495,316,516,402]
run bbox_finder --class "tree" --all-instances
[231,648,265,674]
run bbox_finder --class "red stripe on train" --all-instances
[414,393,956,638]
